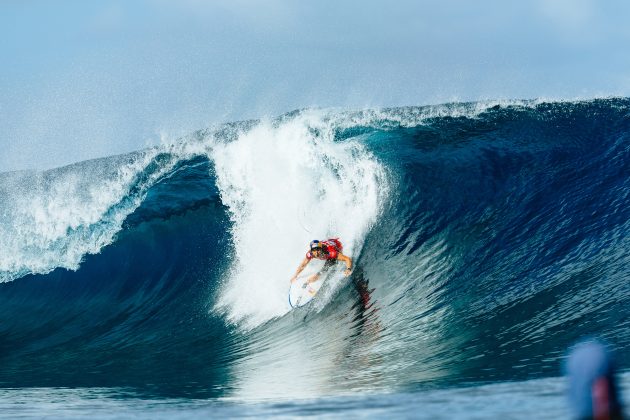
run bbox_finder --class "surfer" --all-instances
[290,238,353,284]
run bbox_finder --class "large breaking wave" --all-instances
[0,98,628,400]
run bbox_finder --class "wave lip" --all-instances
[0,139,214,283]
[0,154,149,283]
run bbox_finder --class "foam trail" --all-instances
[212,111,388,328]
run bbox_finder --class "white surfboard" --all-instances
[288,276,323,308]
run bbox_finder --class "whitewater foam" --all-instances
[212,110,389,328]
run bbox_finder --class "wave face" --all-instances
[0,99,629,399]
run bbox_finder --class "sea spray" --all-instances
[212,111,388,328]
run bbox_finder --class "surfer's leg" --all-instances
[308,261,335,283]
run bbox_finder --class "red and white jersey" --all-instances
[306,238,343,261]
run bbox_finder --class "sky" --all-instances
[1,0,630,171]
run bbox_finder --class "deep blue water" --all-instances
[0,98,629,417]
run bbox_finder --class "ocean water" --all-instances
[1,99,629,418]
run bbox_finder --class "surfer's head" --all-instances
[310,240,325,257]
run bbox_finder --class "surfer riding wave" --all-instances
[290,238,353,284]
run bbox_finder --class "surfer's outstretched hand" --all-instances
[290,276,297,284]
[344,268,352,277]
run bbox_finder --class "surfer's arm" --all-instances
[291,257,311,283]
[337,253,353,276]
